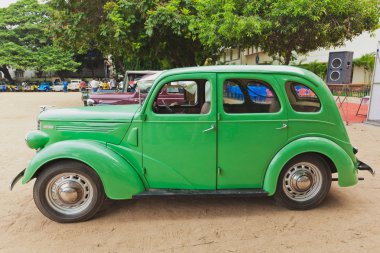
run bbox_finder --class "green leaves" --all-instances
[192,0,380,64]
[45,0,380,72]
[0,0,80,79]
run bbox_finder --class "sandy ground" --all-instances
[0,92,379,253]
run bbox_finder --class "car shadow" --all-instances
[95,188,344,222]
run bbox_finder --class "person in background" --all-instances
[79,80,86,92]
[110,77,116,90]
[90,78,99,92]
[62,79,68,93]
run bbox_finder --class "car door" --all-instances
[217,73,288,189]
[142,73,217,189]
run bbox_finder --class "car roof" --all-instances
[159,65,324,86]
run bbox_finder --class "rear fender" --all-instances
[263,137,357,196]
[23,140,145,199]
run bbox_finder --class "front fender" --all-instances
[23,140,145,199]
[263,137,357,196]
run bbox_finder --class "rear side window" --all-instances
[223,79,280,113]
[285,82,321,112]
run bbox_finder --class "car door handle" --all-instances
[276,123,287,130]
[203,124,216,133]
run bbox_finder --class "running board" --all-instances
[332,177,364,181]
[133,189,268,199]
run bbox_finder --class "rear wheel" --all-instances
[33,161,105,223]
[274,154,331,210]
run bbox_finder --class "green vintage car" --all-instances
[11,66,374,223]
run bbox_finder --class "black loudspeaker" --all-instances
[326,51,354,84]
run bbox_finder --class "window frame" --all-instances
[222,78,282,114]
[285,81,322,113]
[146,75,215,117]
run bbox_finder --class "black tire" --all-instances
[274,154,331,210]
[33,160,105,223]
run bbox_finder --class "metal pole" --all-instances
[367,41,380,121]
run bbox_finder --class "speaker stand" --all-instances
[330,84,350,125]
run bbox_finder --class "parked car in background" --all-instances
[68,79,81,91]
[81,70,160,105]
[22,81,39,92]
[51,77,63,92]
[6,84,20,91]
[86,71,163,106]
[37,81,52,92]
[51,83,63,92]
[0,81,6,92]
[12,65,375,223]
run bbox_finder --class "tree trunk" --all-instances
[36,70,43,78]
[284,51,292,65]
[0,65,14,83]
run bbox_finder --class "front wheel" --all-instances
[274,154,331,210]
[33,161,105,223]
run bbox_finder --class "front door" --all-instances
[143,73,217,189]
[217,73,288,189]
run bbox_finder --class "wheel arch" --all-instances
[263,137,357,196]
[23,140,145,199]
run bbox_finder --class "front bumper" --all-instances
[9,169,25,191]
[357,160,375,176]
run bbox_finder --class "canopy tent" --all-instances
[368,42,380,122]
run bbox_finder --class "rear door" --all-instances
[217,73,288,189]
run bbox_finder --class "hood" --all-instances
[39,104,141,123]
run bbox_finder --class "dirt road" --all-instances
[0,93,379,253]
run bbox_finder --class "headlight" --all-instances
[25,130,49,150]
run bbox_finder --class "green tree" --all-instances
[353,53,376,83]
[48,0,218,73]
[0,0,79,82]
[294,61,328,79]
[192,0,380,65]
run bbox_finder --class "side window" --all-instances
[153,79,211,114]
[223,79,280,113]
[285,82,321,112]
[223,80,245,105]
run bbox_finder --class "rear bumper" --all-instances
[357,160,375,175]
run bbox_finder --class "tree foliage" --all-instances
[192,0,380,64]
[353,53,376,73]
[295,61,328,79]
[49,0,219,72]
[47,0,380,73]
[0,0,79,81]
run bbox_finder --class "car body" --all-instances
[12,65,374,223]
[37,81,52,92]
[51,83,64,92]
[68,79,81,91]
[24,82,39,92]
[6,84,20,91]
[84,71,161,106]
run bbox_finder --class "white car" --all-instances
[68,80,81,91]
[51,84,63,92]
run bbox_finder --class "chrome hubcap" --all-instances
[46,173,94,215]
[283,162,322,201]
[58,182,83,204]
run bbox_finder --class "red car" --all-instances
[86,71,160,106]
[87,88,185,106]
[86,71,194,106]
